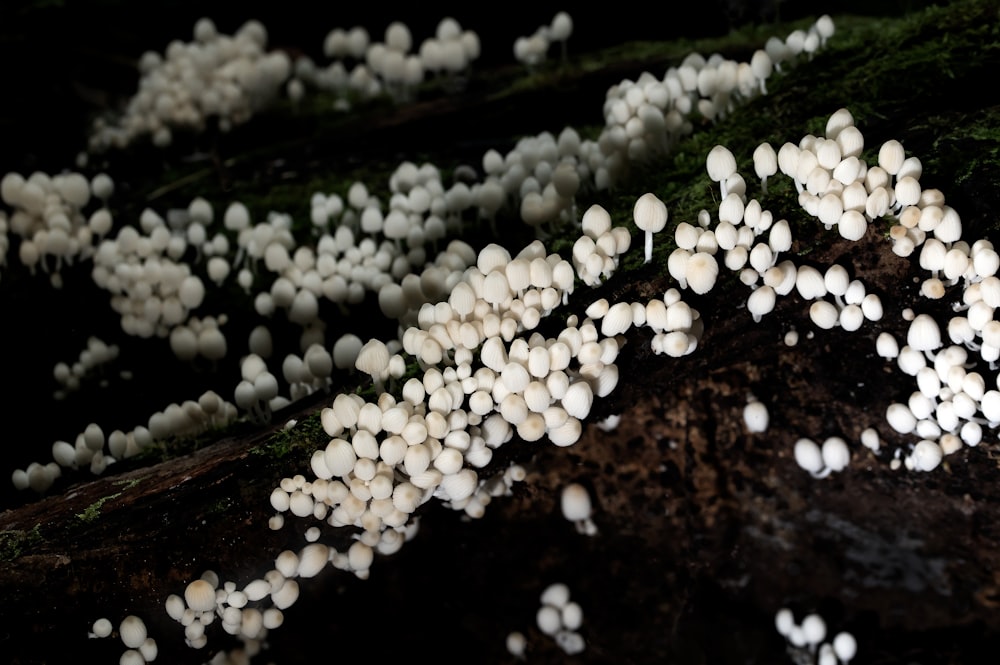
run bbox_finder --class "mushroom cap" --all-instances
[906,313,942,352]
[801,613,827,646]
[91,617,113,638]
[743,399,770,432]
[633,192,668,233]
[911,439,943,471]
[184,578,217,613]
[119,615,148,649]
[685,252,719,295]
[706,144,737,183]
[878,139,906,175]
[355,339,390,379]
[752,142,778,179]
[560,482,593,521]
[821,436,850,472]
[750,49,773,79]
[832,631,858,661]
[581,204,612,239]
[550,11,573,41]
[793,438,824,474]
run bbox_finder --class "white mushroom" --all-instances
[633,192,668,264]
[560,482,597,535]
[706,144,738,199]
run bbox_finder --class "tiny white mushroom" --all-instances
[907,313,943,357]
[506,631,527,658]
[801,613,827,647]
[747,285,776,323]
[91,617,113,638]
[886,402,917,434]
[685,252,719,295]
[355,339,390,392]
[753,142,778,194]
[743,398,769,433]
[809,300,840,330]
[793,438,824,476]
[832,631,858,663]
[706,144,738,199]
[184,578,217,613]
[821,436,851,473]
[911,439,943,471]
[536,604,562,635]
[560,482,596,535]
[119,615,147,650]
[633,192,668,264]
[774,607,795,637]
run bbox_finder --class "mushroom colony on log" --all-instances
[2,3,1000,665]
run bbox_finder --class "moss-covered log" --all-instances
[3,1,1000,664]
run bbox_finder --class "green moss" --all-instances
[76,493,120,523]
[0,523,43,562]
[111,477,142,490]
[250,412,326,461]
[206,496,235,515]
[75,477,143,524]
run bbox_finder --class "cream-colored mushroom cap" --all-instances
[906,313,942,352]
[793,438,824,475]
[706,145,738,197]
[743,399,769,432]
[685,252,719,295]
[560,483,592,522]
[821,436,850,472]
[91,617,112,638]
[184,578,217,613]
[119,615,148,649]
[355,339,390,386]
[633,192,668,264]
[296,543,330,578]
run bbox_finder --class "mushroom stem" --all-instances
[250,399,272,424]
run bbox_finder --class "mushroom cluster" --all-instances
[775,607,857,665]
[513,11,573,69]
[1,169,114,287]
[90,13,484,150]
[535,582,586,655]
[572,203,631,286]
[11,387,237,490]
[160,566,311,650]
[594,14,834,188]
[52,335,121,399]
[89,18,292,151]
[89,614,159,664]
[308,17,482,107]
[689,107,1000,475]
